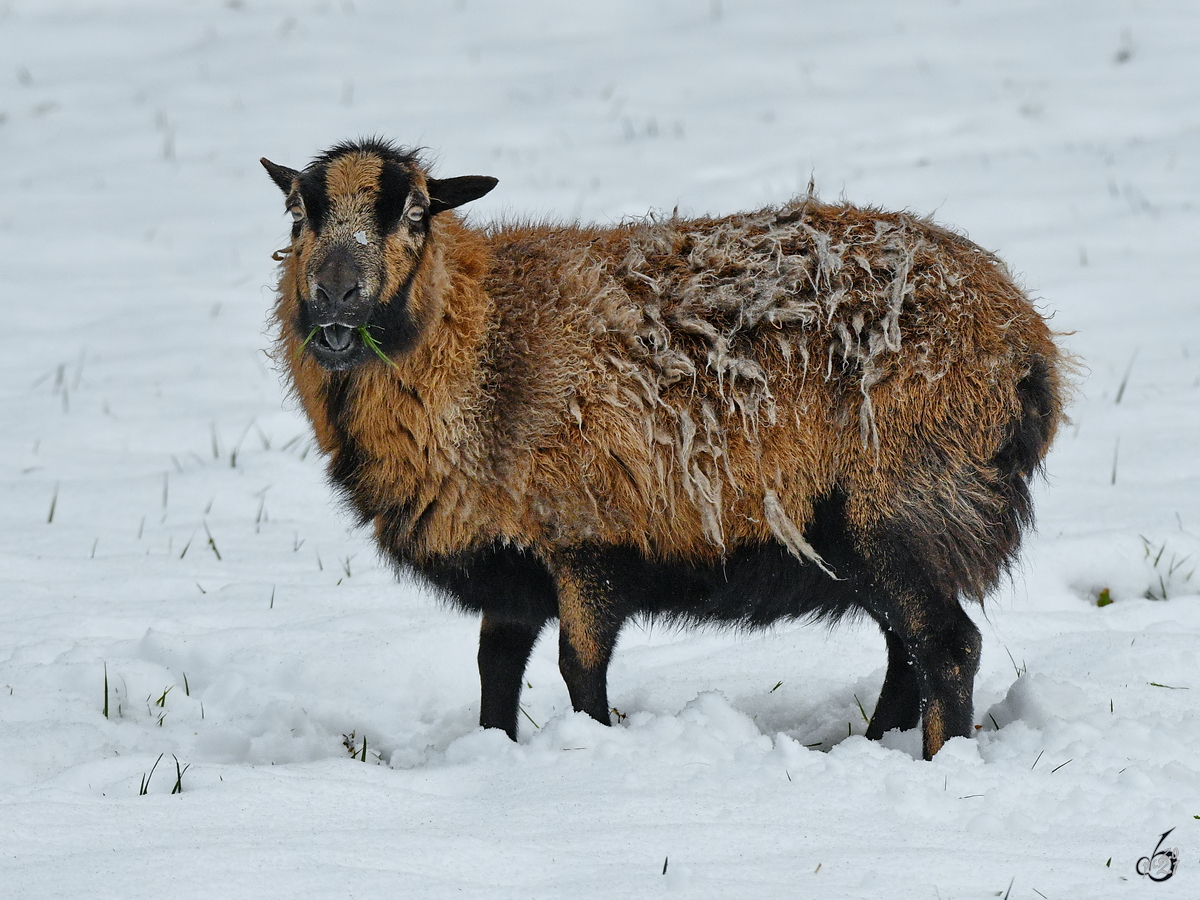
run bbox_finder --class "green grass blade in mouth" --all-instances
[358,325,398,368]
[296,326,320,358]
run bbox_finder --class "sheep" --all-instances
[261,138,1066,760]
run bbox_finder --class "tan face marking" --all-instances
[325,152,383,214]
[319,153,383,249]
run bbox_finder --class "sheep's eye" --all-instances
[406,206,426,223]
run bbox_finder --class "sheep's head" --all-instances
[262,139,496,371]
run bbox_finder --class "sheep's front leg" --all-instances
[478,615,546,740]
[551,552,625,725]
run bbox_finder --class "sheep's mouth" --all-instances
[304,323,371,371]
[317,324,356,353]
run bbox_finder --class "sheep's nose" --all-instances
[312,247,365,323]
[314,281,360,310]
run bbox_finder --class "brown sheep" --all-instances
[261,138,1065,760]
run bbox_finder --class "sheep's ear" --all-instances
[427,175,498,216]
[261,158,300,195]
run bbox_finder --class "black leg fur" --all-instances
[412,494,984,755]
[910,605,981,759]
[864,629,922,739]
[478,616,546,739]
[411,544,557,740]
[861,527,982,759]
[881,600,981,760]
[543,493,881,733]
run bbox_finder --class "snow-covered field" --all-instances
[2,1,1198,896]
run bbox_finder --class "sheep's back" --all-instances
[478,200,1062,568]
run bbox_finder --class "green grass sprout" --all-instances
[519,705,540,729]
[296,326,320,358]
[295,325,396,368]
[358,325,398,368]
[171,755,190,794]
[853,693,869,724]
[140,754,163,796]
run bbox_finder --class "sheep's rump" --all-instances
[473,198,1062,593]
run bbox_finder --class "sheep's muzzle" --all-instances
[302,245,377,371]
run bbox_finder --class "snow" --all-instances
[1,0,1198,897]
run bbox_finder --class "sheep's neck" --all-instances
[339,225,495,556]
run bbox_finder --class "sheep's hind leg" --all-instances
[861,535,982,758]
[913,603,981,759]
[865,628,922,740]
[551,552,625,726]
[478,615,547,740]
[885,595,981,760]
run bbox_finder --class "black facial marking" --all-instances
[297,164,330,233]
[375,160,416,236]
[295,282,372,371]
[296,288,314,334]
[364,240,428,356]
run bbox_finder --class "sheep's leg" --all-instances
[915,604,981,759]
[857,518,983,759]
[865,628,922,740]
[552,556,624,726]
[478,615,547,740]
[416,546,557,740]
[886,598,981,759]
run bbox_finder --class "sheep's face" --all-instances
[262,140,496,371]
